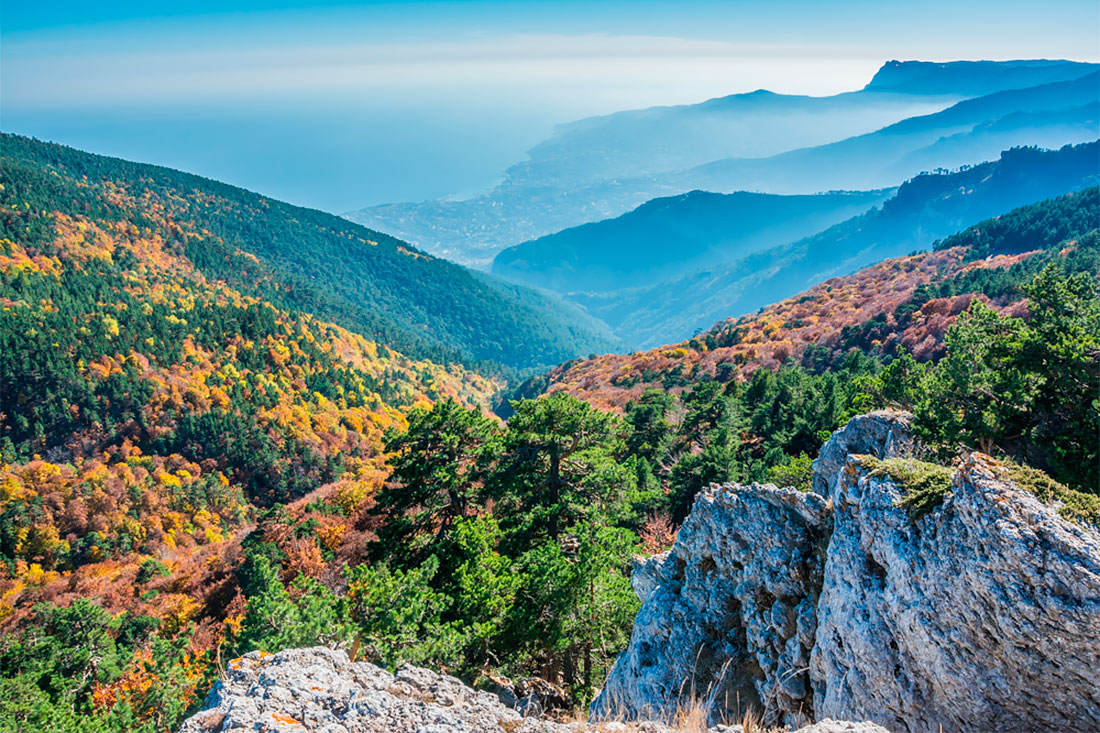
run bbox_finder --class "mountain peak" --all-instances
[864,58,1098,95]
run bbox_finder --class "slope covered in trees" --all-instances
[567,142,1099,347]
[0,134,619,374]
[537,186,1099,490]
[0,135,517,729]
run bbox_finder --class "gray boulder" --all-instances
[178,646,885,732]
[593,412,1100,732]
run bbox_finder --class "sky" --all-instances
[3,1,1099,212]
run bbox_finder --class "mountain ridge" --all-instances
[559,141,1099,348]
[863,58,1098,93]
[346,60,1098,265]
[668,71,1100,193]
[492,189,893,293]
[534,180,1099,413]
[2,133,619,374]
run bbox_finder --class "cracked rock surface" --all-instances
[179,647,576,733]
[593,411,1100,732]
[592,482,829,725]
[178,646,886,732]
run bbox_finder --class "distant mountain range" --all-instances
[535,183,1100,413]
[345,59,1099,265]
[492,189,893,293]
[666,72,1099,194]
[564,141,1100,348]
[861,58,1098,94]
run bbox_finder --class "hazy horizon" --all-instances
[3,1,1098,212]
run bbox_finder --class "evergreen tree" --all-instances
[488,393,638,548]
[371,398,499,566]
[231,554,351,657]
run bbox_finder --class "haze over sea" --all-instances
[3,0,1097,212]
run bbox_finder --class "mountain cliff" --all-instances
[593,412,1100,731]
[863,58,1097,94]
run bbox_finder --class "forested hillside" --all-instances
[0,134,619,374]
[2,134,1098,732]
[0,136,518,729]
[0,129,643,730]
[567,142,1099,347]
[536,187,1098,498]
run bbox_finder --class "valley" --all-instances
[1,47,1098,733]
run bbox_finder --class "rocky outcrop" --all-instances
[178,646,888,732]
[812,450,1100,731]
[809,411,917,497]
[593,482,829,726]
[593,411,1100,732]
[179,647,578,733]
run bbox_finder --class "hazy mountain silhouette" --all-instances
[567,142,1100,348]
[492,189,891,293]
[346,60,1098,266]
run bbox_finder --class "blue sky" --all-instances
[3,1,1098,212]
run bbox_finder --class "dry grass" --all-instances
[576,659,786,732]
[560,701,784,731]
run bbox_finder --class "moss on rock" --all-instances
[1000,463,1100,528]
[859,456,955,521]
[859,454,1100,528]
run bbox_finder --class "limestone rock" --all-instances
[811,451,1100,732]
[178,646,883,732]
[592,482,828,725]
[630,552,672,604]
[793,721,891,733]
[810,410,916,498]
[483,674,570,717]
[178,647,568,733]
[594,412,1100,732]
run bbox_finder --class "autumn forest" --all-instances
[2,62,1099,732]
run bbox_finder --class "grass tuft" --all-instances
[860,456,955,521]
[1000,463,1100,528]
[860,455,1100,528]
